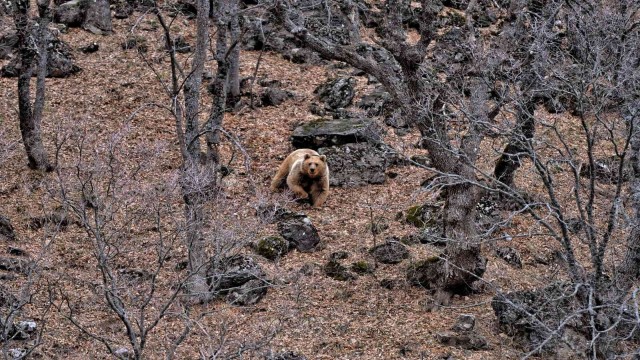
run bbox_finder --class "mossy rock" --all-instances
[324,259,356,281]
[291,117,380,149]
[255,236,289,261]
[403,203,441,229]
[405,205,426,227]
[406,257,442,289]
[351,261,375,274]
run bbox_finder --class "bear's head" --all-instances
[302,154,326,178]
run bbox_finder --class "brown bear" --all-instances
[270,149,330,208]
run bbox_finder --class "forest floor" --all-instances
[0,9,606,360]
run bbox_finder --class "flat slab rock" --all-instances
[291,117,381,150]
[318,142,401,187]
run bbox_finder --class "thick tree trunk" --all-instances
[205,4,229,168]
[14,0,52,172]
[226,0,240,104]
[494,99,536,187]
[181,0,211,302]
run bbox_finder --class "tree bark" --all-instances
[226,0,240,104]
[181,0,211,302]
[13,0,52,172]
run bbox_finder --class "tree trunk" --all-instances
[618,110,640,292]
[205,3,229,168]
[14,0,52,172]
[181,0,211,302]
[226,0,240,105]
[494,99,536,187]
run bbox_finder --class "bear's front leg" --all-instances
[310,183,328,208]
[286,176,309,200]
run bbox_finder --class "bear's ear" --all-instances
[319,155,327,162]
[304,154,311,160]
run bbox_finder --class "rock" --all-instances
[113,0,133,19]
[255,236,290,261]
[579,156,631,184]
[0,257,28,273]
[407,257,441,289]
[260,87,291,107]
[226,278,267,306]
[28,207,73,230]
[436,332,489,350]
[380,278,403,290]
[207,255,266,294]
[324,259,356,281]
[442,1,469,11]
[358,88,391,117]
[298,263,321,276]
[82,0,112,34]
[9,320,37,341]
[351,261,375,274]
[496,246,522,268]
[7,349,26,359]
[370,239,409,264]
[384,109,409,129]
[113,348,131,359]
[314,77,356,110]
[255,203,302,224]
[174,0,197,17]
[0,32,17,60]
[265,351,307,360]
[282,47,320,64]
[318,142,400,187]
[451,314,475,333]
[1,33,81,78]
[121,35,148,53]
[329,251,349,261]
[8,247,28,257]
[0,285,16,307]
[0,215,16,241]
[472,7,498,28]
[79,42,99,54]
[53,0,87,27]
[291,117,381,149]
[403,203,442,228]
[277,215,321,252]
[492,282,589,357]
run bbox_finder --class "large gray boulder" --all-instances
[369,240,409,264]
[207,255,266,294]
[291,117,381,149]
[53,0,87,27]
[82,0,112,34]
[318,142,400,187]
[277,215,320,252]
[314,77,356,110]
[492,282,589,357]
[0,34,81,78]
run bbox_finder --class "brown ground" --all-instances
[0,9,623,360]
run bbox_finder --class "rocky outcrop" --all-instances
[291,118,381,149]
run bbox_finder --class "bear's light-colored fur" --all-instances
[270,149,330,208]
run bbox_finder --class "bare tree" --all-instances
[487,0,640,357]
[11,0,53,171]
[274,0,501,305]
